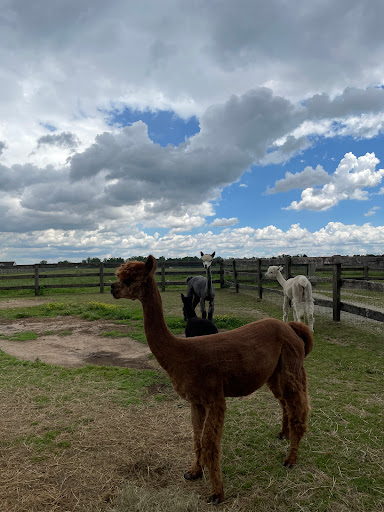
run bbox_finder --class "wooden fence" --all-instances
[223,255,384,323]
[1,256,383,323]
[0,261,222,295]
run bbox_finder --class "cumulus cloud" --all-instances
[2,222,383,264]
[2,85,384,240]
[36,132,80,150]
[267,165,331,194]
[285,153,384,211]
[2,2,384,262]
[261,135,312,165]
[305,87,384,120]
[194,88,303,161]
[210,217,239,227]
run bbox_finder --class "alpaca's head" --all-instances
[181,293,196,320]
[111,255,156,301]
[201,251,215,268]
[265,265,284,279]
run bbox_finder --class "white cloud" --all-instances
[364,206,381,217]
[210,217,239,227]
[285,153,384,211]
[1,2,384,262]
[2,222,383,264]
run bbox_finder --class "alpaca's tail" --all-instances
[288,321,314,356]
[297,276,309,287]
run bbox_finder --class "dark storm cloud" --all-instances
[306,87,384,120]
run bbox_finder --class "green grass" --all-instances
[0,350,170,407]
[0,289,383,511]
[0,331,39,341]
[102,330,132,338]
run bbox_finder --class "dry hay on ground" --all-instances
[0,382,193,512]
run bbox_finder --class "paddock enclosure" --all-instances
[0,261,383,511]
[1,255,383,323]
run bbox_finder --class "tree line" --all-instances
[39,252,384,266]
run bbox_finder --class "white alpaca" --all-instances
[265,266,314,332]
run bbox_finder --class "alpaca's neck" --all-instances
[186,308,197,319]
[205,265,213,293]
[140,278,178,372]
[276,271,287,289]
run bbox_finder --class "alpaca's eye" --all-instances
[124,277,134,287]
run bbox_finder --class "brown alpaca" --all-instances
[110,255,313,504]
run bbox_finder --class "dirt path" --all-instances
[0,299,154,369]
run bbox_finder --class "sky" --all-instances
[1,0,384,264]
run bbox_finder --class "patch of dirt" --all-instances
[0,315,154,369]
[0,298,51,309]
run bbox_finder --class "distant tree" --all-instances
[127,256,147,262]
[57,260,72,265]
[40,260,48,265]
[103,257,125,264]
[82,257,101,264]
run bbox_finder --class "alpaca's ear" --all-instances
[145,255,156,275]
[211,251,215,258]
[279,266,284,272]
[200,251,204,257]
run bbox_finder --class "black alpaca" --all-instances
[181,293,218,337]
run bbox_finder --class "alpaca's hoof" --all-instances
[207,493,224,505]
[283,459,295,469]
[184,470,203,481]
[277,432,289,440]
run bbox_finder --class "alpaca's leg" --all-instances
[281,368,310,468]
[200,398,226,504]
[267,374,290,439]
[307,300,315,332]
[283,296,290,322]
[200,298,207,319]
[184,403,205,481]
[191,293,200,311]
[207,299,214,321]
[292,298,305,324]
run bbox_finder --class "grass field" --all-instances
[0,288,383,512]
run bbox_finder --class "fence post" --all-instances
[232,260,239,293]
[257,258,263,299]
[284,256,292,279]
[364,265,369,280]
[34,264,39,296]
[161,261,166,292]
[220,261,224,288]
[99,262,104,293]
[333,263,341,321]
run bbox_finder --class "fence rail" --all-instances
[223,256,384,323]
[0,262,222,295]
[1,256,383,323]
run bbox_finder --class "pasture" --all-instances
[0,287,383,512]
